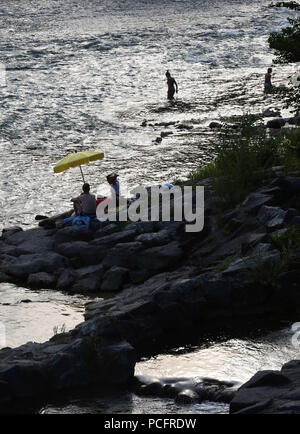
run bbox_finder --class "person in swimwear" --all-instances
[264,67,273,93]
[166,70,178,100]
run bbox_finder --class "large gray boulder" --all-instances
[101,266,128,292]
[91,229,137,247]
[136,241,184,272]
[2,252,68,278]
[56,268,77,290]
[1,228,55,254]
[230,364,297,414]
[257,206,297,230]
[27,272,57,288]
[102,241,144,269]
[242,193,274,214]
[135,230,171,247]
[70,276,101,293]
[266,118,285,129]
[54,227,93,244]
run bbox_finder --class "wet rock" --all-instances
[263,107,281,117]
[135,230,171,247]
[137,241,184,272]
[129,269,151,284]
[1,227,23,240]
[3,252,68,278]
[2,228,55,254]
[241,232,269,254]
[160,131,173,138]
[223,243,280,276]
[0,362,48,398]
[91,230,137,247]
[56,241,89,258]
[257,205,294,230]
[93,223,121,238]
[266,118,285,129]
[125,222,156,234]
[0,272,13,283]
[76,264,104,280]
[175,389,199,404]
[56,269,77,290]
[101,266,128,292]
[54,227,93,244]
[0,243,27,257]
[242,193,274,214]
[27,272,56,288]
[156,221,184,235]
[288,116,300,126]
[176,123,193,130]
[102,242,144,269]
[209,121,223,129]
[71,276,101,293]
[138,381,164,396]
[0,380,13,403]
[154,121,177,127]
[245,370,291,388]
[35,215,48,221]
[233,399,273,414]
[56,241,106,266]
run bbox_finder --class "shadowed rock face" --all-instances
[230,361,300,414]
[2,175,300,410]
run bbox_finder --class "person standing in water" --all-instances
[264,67,273,93]
[166,70,178,100]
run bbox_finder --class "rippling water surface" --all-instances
[1,0,299,228]
[1,0,300,415]
[42,325,300,414]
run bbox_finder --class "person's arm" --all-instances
[174,79,178,93]
[71,195,81,203]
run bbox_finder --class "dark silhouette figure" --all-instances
[166,70,178,100]
[264,67,273,93]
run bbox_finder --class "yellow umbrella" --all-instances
[53,151,104,182]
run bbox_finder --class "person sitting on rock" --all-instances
[71,183,96,217]
[264,67,273,93]
[166,70,178,100]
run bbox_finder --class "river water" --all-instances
[1,0,300,414]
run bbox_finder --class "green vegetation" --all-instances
[270,1,300,11]
[246,226,300,283]
[246,250,290,284]
[187,115,300,209]
[268,17,300,63]
[271,225,300,251]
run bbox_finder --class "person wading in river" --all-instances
[264,67,273,93]
[166,70,178,100]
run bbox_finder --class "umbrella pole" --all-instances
[79,166,85,183]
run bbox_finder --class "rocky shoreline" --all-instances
[2,168,300,412]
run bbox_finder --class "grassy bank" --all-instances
[183,115,300,209]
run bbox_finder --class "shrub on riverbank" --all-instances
[270,1,300,11]
[188,118,300,209]
[268,17,300,63]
